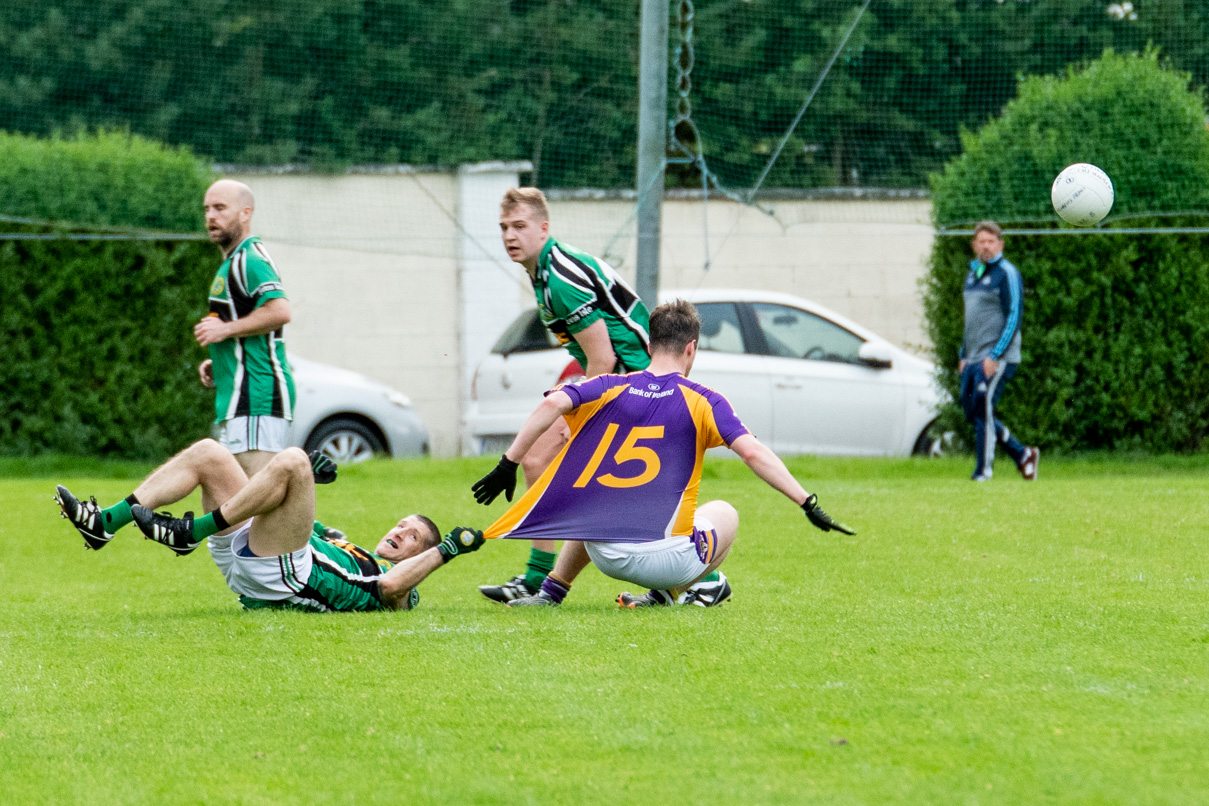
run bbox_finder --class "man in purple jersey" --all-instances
[471,300,855,607]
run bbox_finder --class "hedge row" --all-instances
[0,132,217,459]
[0,130,211,231]
[924,223,1209,452]
[0,231,218,459]
[924,52,1209,452]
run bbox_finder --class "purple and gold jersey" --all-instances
[485,371,749,543]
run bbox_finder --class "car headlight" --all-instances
[384,390,412,408]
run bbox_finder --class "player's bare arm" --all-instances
[572,319,618,378]
[507,390,575,462]
[730,433,856,535]
[472,390,574,505]
[729,433,811,504]
[195,298,292,347]
[376,549,446,609]
[378,527,486,607]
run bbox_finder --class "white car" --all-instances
[464,289,943,457]
[288,354,429,463]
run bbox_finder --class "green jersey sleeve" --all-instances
[240,247,287,309]
[545,269,603,335]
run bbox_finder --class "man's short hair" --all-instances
[500,187,549,221]
[414,515,441,550]
[649,299,701,354]
[973,220,1003,239]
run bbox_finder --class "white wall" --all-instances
[546,196,934,352]
[227,167,935,456]
[230,171,465,456]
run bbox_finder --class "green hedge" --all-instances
[0,232,217,459]
[0,130,210,230]
[0,132,217,459]
[924,52,1209,452]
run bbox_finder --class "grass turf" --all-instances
[2,454,1207,804]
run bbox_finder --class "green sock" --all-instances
[524,548,557,590]
[101,495,138,533]
[191,507,230,539]
[700,571,720,583]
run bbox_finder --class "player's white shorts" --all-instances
[208,522,312,602]
[214,416,291,455]
[585,515,718,590]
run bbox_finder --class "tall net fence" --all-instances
[6,1,1209,456]
[3,1,1208,223]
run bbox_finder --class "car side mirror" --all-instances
[857,341,893,369]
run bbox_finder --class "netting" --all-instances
[7,1,1209,458]
[4,2,1208,221]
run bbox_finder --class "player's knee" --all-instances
[192,438,228,462]
[700,500,739,538]
[276,447,311,479]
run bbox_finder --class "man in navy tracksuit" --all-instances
[959,221,1039,482]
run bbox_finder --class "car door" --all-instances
[748,302,904,455]
[470,310,567,442]
[686,302,773,450]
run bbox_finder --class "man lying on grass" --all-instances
[55,440,483,611]
[470,298,856,608]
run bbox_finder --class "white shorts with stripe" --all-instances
[213,416,291,455]
[208,522,311,602]
[584,514,718,591]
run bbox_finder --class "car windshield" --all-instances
[751,303,864,363]
[492,309,558,354]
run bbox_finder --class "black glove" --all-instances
[437,527,485,563]
[471,455,519,505]
[802,494,856,535]
[308,450,338,485]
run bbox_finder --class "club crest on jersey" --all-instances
[211,277,225,295]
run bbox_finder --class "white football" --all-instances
[1051,163,1114,226]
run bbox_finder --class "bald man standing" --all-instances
[195,180,295,477]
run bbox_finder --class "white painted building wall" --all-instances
[227,166,935,457]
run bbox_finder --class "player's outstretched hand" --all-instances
[801,494,856,535]
[308,450,338,484]
[471,455,519,505]
[438,527,485,563]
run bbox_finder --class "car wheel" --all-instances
[305,418,385,465]
[912,419,955,457]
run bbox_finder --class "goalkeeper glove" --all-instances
[801,494,856,535]
[438,527,485,563]
[471,455,519,505]
[308,450,338,485]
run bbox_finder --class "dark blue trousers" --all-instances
[960,361,1026,478]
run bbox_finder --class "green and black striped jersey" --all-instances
[207,236,295,423]
[239,531,401,613]
[532,238,651,372]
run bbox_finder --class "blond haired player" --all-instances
[476,188,652,602]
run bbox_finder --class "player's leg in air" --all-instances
[130,447,482,611]
[511,500,740,609]
[55,438,248,551]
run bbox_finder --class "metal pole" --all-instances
[635,0,669,311]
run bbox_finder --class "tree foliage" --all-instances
[0,0,1205,191]
[923,52,1209,452]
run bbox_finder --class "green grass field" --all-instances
[3,454,1207,804]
